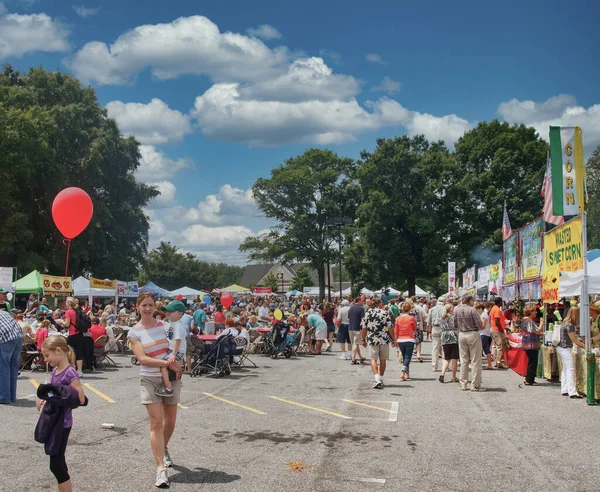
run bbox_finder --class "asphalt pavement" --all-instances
[1,341,599,492]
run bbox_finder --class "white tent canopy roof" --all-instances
[170,286,208,298]
[559,257,600,297]
[73,276,116,298]
[402,285,429,297]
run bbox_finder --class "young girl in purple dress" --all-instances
[37,336,86,492]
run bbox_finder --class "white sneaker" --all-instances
[339,355,347,359]
[77,372,84,378]
[155,467,169,488]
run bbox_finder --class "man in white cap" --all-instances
[336,299,351,359]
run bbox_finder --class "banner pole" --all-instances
[581,211,595,405]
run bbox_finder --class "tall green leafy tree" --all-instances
[586,145,600,250]
[450,120,548,261]
[290,264,313,291]
[0,65,157,278]
[261,272,279,292]
[348,135,454,295]
[240,149,356,299]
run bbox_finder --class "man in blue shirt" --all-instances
[193,303,207,333]
[348,297,365,364]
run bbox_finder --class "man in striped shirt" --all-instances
[454,295,485,392]
[0,310,24,404]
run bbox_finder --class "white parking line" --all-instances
[389,402,399,422]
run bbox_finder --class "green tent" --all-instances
[13,270,43,294]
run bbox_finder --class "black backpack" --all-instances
[75,308,91,333]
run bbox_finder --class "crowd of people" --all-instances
[2,288,600,490]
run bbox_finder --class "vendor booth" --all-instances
[139,281,172,297]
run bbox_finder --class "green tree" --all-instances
[0,65,157,278]
[261,272,279,292]
[587,145,600,250]
[139,242,243,291]
[450,120,548,261]
[291,264,313,291]
[348,135,455,295]
[239,149,357,299]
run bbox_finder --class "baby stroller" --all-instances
[191,334,234,377]
[285,329,302,357]
[266,321,291,359]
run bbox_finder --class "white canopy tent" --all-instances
[402,285,430,297]
[170,286,208,299]
[559,257,600,297]
[373,286,402,295]
[73,276,116,298]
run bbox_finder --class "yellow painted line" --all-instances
[270,396,351,419]
[342,399,391,413]
[83,383,116,403]
[177,403,188,409]
[203,393,266,415]
[29,379,39,389]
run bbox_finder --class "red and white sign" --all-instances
[448,262,456,297]
[251,287,272,294]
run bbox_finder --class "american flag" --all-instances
[542,152,564,226]
[502,200,512,241]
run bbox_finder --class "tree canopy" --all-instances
[290,264,313,291]
[587,144,600,250]
[0,65,157,278]
[139,242,243,291]
[239,148,357,299]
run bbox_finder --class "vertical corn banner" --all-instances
[549,126,585,216]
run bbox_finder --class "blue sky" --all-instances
[2,0,599,264]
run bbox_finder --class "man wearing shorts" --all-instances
[361,298,395,388]
[336,299,351,360]
[348,297,365,364]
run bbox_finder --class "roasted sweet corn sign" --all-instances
[543,217,583,273]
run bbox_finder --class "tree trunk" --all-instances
[407,275,416,298]
[318,263,326,301]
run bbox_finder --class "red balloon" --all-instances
[52,187,93,239]
[221,292,233,309]
[177,294,183,301]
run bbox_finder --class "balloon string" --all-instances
[64,239,71,277]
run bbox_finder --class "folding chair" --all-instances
[234,336,257,368]
[93,335,116,368]
[298,327,315,355]
[248,332,266,355]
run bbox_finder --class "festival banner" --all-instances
[116,281,139,296]
[0,267,14,291]
[542,266,560,303]
[520,279,542,300]
[41,275,72,297]
[465,265,476,289]
[549,126,586,216]
[489,262,501,295]
[251,287,272,294]
[502,284,517,301]
[90,277,116,289]
[448,262,456,297]
[543,216,583,273]
[503,234,518,284]
[519,217,544,280]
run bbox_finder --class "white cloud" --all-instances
[192,84,471,146]
[238,57,360,103]
[0,7,70,57]
[73,5,100,18]
[106,98,192,145]
[147,181,177,208]
[372,76,401,94]
[66,15,290,85]
[366,53,387,65]
[183,224,254,247]
[137,145,192,182]
[246,24,282,40]
[498,94,600,153]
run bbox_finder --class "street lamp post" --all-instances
[326,216,353,299]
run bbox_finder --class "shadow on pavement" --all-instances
[481,387,507,392]
[11,399,38,407]
[170,465,241,484]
